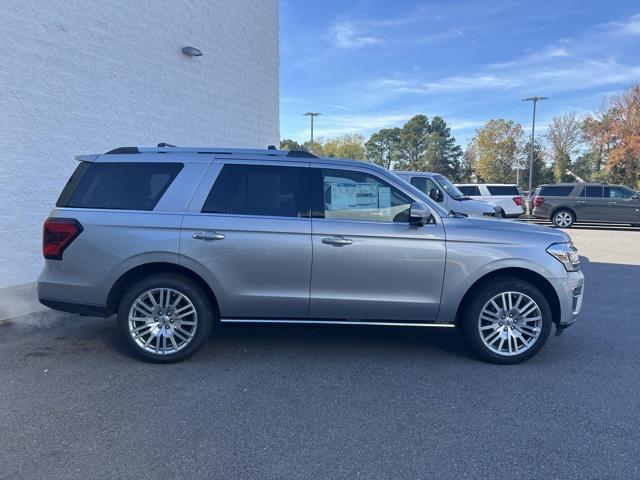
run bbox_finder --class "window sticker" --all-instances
[326,181,389,210]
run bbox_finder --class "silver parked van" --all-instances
[39,146,584,364]
[394,171,498,217]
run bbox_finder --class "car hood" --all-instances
[443,216,571,246]
[448,198,496,216]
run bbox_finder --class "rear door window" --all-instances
[458,185,480,196]
[538,186,575,197]
[202,164,309,218]
[60,162,183,210]
[487,185,519,196]
[584,186,603,198]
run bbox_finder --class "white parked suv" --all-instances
[456,184,525,218]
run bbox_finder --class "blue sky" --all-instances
[279,0,640,146]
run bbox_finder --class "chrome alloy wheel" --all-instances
[478,291,543,356]
[127,288,198,355]
[554,211,573,227]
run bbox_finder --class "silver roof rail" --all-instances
[103,145,318,158]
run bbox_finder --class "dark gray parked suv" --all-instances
[532,183,640,228]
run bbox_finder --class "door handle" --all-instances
[608,201,618,205]
[577,200,586,204]
[192,231,225,241]
[322,236,353,246]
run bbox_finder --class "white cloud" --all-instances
[296,113,410,139]
[607,13,640,36]
[289,113,484,141]
[327,21,378,49]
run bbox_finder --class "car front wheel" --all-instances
[117,274,213,363]
[460,277,553,364]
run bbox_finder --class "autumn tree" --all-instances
[280,139,305,151]
[321,134,366,160]
[581,84,640,188]
[546,113,583,182]
[605,85,640,188]
[302,140,324,156]
[458,145,477,182]
[365,128,402,168]
[582,102,616,174]
[467,119,524,183]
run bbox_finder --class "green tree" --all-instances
[398,114,431,169]
[521,141,552,189]
[365,128,402,168]
[423,116,463,180]
[467,119,524,183]
[279,139,305,151]
[571,151,597,182]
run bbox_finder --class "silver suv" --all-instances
[38,146,584,364]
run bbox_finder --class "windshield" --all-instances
[434,175,466,200]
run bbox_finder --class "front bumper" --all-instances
[548,270,584,334]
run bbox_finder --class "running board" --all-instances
[220,318,455,328]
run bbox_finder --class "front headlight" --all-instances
[547,242,580,272]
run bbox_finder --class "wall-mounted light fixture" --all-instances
[182,46,203,57]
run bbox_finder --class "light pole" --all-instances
[303,112,321,143]
[522,96,548,197]
[515,165,526,186]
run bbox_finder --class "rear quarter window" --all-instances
[58,162,183,211]
[487,185,520,196]
[538,186,575,197]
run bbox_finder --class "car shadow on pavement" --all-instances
[207,322,474,360]
[3,258,639,364]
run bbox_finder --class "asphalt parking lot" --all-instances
[1,225,639,480]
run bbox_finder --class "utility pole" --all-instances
[522,97,548,197]
[303,112,321,143]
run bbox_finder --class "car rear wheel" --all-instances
[552,209,575,228]
[459,277,552,364]
[117,274,213,363]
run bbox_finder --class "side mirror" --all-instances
[429,188,444,202]
[409,201,432,227]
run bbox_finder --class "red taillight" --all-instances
[43,218,83,260]
[533,196,544,207]
[513,196,523,206]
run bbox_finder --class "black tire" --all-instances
[459,276,553,364]
[117,273,214,363]
[551,209,575,228]
[497,209,506,218]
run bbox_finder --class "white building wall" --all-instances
[0,0,280,288]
